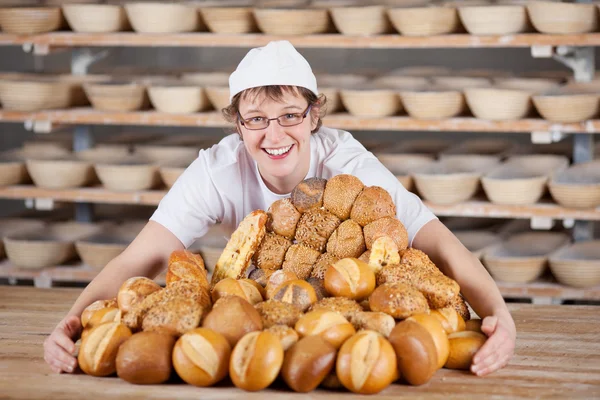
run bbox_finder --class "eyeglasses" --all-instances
[238,105,312,131]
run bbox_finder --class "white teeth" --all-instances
[265,145,292,156]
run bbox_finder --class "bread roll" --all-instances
[173,327,231,386]
[291,177,327,213]
[252,232,292,271]
[431,307,466,334]
[336,330,398,394]
[81,299,117,328]
[265,269,298,299]
[281,244,320,280]
[78,322,132,377]
[247,267,272,287]
[350,311,395,338]
[465,318,482,333]
[399,247,440,275]
[211,277,264,305]
[363,217,408,251]
[265,324,299,351]
[321,372,344,389]
[229,331,284,391]
[309,297,363,320]
[445,331,486,370]
[282,336,336,393]
[326,219,366,259]
[358,250,371,263]
[266,198,301,239]
[306,277,328,301]
[271,279,318,311]
[166,250,209,289]
[295,309,356,349]
[142,297,204,337]
[369,282,429,319]
[350,186,396,227]
[368,236,400,274]
[86,306,121,330]
[295,208,341,252]
[323,174,364,220]
[202,296,263,347]
[117,277,161,314]
[388,320,437,386]
[211,210,267,286]
[407,313,450,369]
[310,252,339,280]
[451,293,471,322]
[324,258,375,301]
[254,299,303,329]
[116,331,175,384]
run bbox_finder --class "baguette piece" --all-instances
[211,210,268,286]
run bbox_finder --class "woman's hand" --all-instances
[471,313,516,376]
[43,315,82,374]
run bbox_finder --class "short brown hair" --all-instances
[222,85,327,134]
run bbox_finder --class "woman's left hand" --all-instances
[470,313,516,376]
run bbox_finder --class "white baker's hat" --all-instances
[229,40,318,101]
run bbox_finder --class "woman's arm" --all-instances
[412,219,516,376]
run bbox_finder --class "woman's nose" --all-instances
[265,121,285,143]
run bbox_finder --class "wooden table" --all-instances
[1,287,599,399]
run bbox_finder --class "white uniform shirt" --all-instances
[150,126,437,248]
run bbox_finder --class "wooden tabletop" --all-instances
[1,286,599,399]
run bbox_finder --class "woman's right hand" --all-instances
[43,315,82,374]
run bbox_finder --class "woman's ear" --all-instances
[310,105,321,130]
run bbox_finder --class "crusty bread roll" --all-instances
[141,297,204,337]
[229,331,284,391]
[369,282,429,319]
[85,307,121,330]
[281,243,320,280]
[202,296,263,347]
[306,277,328,301]
[265,324,299,351]
[166,250,209,289]
[116,331,175,384]
[265,269,298,299]
[465,318,482,333]
[266,198,301,239]
[445,331,486,370]
[172,327,231,386]
[247,267,272,287]
[310,253,339,280]
[81,299,117,328]
[323,174,364,220]
[451,293,471,322]
[326,219,366,259]
[78,322,132,377]
[271,279,318,311]
[254,299,303,329]
[430,307,466,334]
[350,311,396,338]
[407,313,450,369]
[295,309,355,349]
[399,247,440,275]
[350,186,396,227]
[336,330,398,394]
[358,250,371,264]
[282,335,337,393]
[309,297,363,321]
[211,210,267,286]
[211,277,264,305]
[324,258,375,301]
[295,208,341,252]
[117,277,162,314]
[252,232,292,271]
[363,216,408,251]
[368,236,400,274]
[291,177,327,213]
[388,319,438,386]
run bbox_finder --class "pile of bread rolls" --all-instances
[77,174,487,394]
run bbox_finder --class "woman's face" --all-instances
[237,89,317,192]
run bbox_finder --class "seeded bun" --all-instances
[322,174,365,220]
[369,282,429,319]
[295,208,341,252]
[363,217,409,251]
[254,299,303,328]
[291,177,327,213]
[282,243,321,280]
[310,253,339,280]
[141,297,204,337]
[267,198,301,239]
[309,297,363,321]
[451,294,471,322]
[252,232,292,271]
[350,186,396,227]
[326,219,366,259]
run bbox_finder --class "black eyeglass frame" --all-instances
[237,104,312,131]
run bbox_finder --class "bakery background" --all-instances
[0,0,599,307]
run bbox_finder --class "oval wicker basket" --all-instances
[94,156,159,192]
[387,6,460,36]
[483,232,570,284]
[0,218,46,260]
[181,72,231,87]
[400,88,465,119]
[0,7,62,34]
[548,161,600,209]
[533,93,600,123]
[200,7,257,33]
[84,81,148,112]
[464,87,533,121]
[454,230,501,259]
[330,6,392,35]
[62,4,130,33]
[0,152,28,186]
[440,138,515,158]
[0,77,74,112]
[494,77,560,93]
[340,88,401,117]
[125,2,203,33]
[527,1,598,34]
[25,157,95,189]
[253,8,330,35]
[158,157,195,188]
[371,75,430,91]
[75,229,134,270]
[375,154,434,191]
[133,145,199,164]
[148,84,210,114]
[205,86,230,111]
[458,5,529,35]
[549,241,600,288]
[431,76,491,90]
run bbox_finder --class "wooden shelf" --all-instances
[2,108,600,133]
[1,32,600,50]
[0,185,599,220]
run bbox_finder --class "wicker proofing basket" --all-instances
[253,8,330,35]
[0,152,28,186]
[431,76,491,90]
[548,161,600,209]
[75,230,133,270]
[25,157,95,189]
[400,88,465,119]
[181,72,230,87]
[0,78,73,112]
[340,88,401,117]
[549,241,600,288]
[440,138,515,158]
[94,157,159,192]
[483,232,570,284]
[84,82,148,112]
[464,87,533,121]
[375,154,434,191]
[532,93,600,123]
[3,222,102,269]
[458,5,529,35]
[205,86,230,110]
[62,4,130,33]
[200,7,257,33]
[493,77,560,94]
[387,6,460,36]
[0,218,46,260]
[454,230,501,259]
[158,157,195,188]
[148,84,210,114]
[133,145,199,164]
[317,73,369,113]
[0,7,62,34]
[527,1,598,34]
[371,75,430,91]
[330,6,392,35]
[125,2,203,33]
